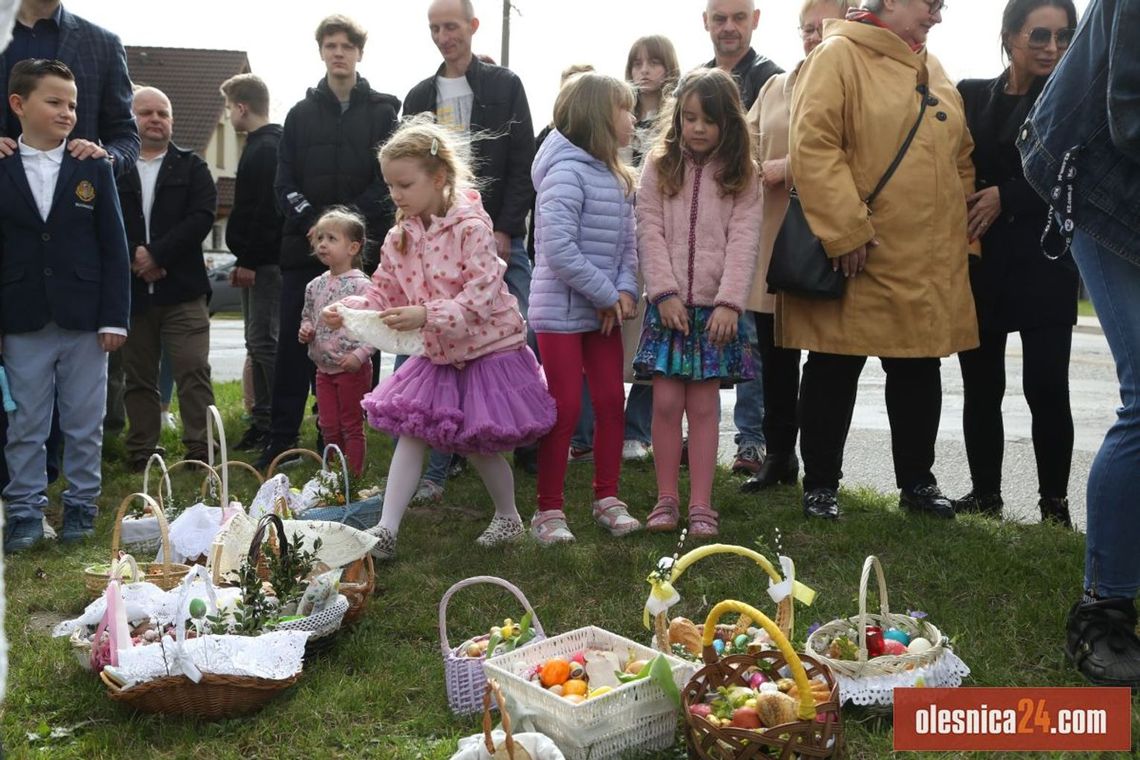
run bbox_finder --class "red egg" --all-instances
[882,639,908,656]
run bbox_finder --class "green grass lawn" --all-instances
[3,382,1137,759]
[1078,299,1096,319]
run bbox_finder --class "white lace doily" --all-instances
[835,650,971,707]
[119,516,161,551]
[52,581,169,638]
[339,306,424,356]
[295,470,340,515]
[208,512,377,582]
[114,630,309,686]
[158,503,226,563]
[249,475,299,521]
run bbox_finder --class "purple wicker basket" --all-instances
[439,576,546,716]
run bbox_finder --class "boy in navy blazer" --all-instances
[0,59,130,553]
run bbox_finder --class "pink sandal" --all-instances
[687,505,719,539]
[645,496,680,533]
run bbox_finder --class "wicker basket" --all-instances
[483,626,695,760]
[440,576,546,716]
[339,554,375,626]
[100,669,300,719]
[649,544,809,657]
[804,555,964,708]
[683,601,843,760]
[120,453,175,556]
[84,494,191,600]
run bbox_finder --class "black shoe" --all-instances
[234,426,269,452]
[953,490,1003,518]
[514,446,539,475]
[315,430,325,454]
[1039,497,1073,529]
[182,448,210,464]
[680,437,689,469]
[254,441,300,473]
[741,452,799,493]
[802,488,840,520]
[900,484,955,519]
[1065,598,1140,687]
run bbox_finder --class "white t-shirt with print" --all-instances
[435,75,474,132]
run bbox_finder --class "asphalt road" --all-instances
[209,317,1117,531]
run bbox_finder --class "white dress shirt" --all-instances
[17,135,126,337]
[136,151,166,244]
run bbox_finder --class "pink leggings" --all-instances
[652,377,721,510]
[536,330,625,511]
[315,360,373,477]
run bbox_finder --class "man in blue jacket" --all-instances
[0,60,130,552]
[1019,0,1140,689]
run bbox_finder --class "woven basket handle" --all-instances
[204,404,228,506]
[141,453,173,511]
[701,600,817,721]
[265,448,323,477]
[481,678,518,758]
[166,459,223,506]
[247,513,288,568]
[204,461,265,503]
[438,576,546,657]
[856,554,891,663]
[322,443,351,502]
[111,493,173,577]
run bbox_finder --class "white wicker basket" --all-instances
[483,626,695,760]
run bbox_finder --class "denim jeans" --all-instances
[572,382,653,449]
[503,236,537,351]
[1072,230,1140,598]
[392,353,453,486]
[732,312,765,451]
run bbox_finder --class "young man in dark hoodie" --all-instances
[221,74,283,452]
[256,14,400,471]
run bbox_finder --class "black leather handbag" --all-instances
[767,85,933,299]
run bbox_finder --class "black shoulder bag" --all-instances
[767,84,933,299]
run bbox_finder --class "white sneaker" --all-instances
[364,524,397,561]
[162,411,178,430]
[530,510,575,546]
[411,478,445,505]
[622,440,650,461]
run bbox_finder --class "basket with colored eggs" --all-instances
[440,576,547,715]
[483,626,696,760]
[683,600,843,760]
[804,555,970,709]
[644,542,816,661]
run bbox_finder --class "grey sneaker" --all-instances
[731,443,766,475]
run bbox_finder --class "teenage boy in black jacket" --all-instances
[257,14,399,471]
[221,74,284,452]
[118,87,217,471]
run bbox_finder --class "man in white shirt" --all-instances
[116,87,217,472]
[0,59,130,553]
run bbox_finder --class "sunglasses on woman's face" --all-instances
[1026,27,1075,49]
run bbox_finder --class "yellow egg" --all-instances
[625,659,648,674]
[587,686,613,699]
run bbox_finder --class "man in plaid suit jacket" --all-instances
[1,1,139,176]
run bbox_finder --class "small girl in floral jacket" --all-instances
[299,207,374,477]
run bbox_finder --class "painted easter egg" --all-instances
[884,629,911,646]
[188,598,207,619]
[907,637,933,654]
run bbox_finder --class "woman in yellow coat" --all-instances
[783,0,978,520]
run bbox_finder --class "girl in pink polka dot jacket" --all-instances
[324,117,555,561]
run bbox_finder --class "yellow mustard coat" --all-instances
[779,19,979,358]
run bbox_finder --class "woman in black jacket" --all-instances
[955,0,1079,527]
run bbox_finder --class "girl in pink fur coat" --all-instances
[633,67,762,539]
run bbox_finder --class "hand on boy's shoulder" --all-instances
[0,138,108,161]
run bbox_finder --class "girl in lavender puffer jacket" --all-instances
[529,72,642,546]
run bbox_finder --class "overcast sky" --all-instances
[63,0,1090,126]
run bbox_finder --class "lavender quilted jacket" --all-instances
[528,130,639,333]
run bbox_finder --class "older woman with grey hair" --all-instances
[741,0,851,494]
[781,0,978,520]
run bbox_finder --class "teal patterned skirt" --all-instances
[633,304,756,383]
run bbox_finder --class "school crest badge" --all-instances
[76,180,96,203]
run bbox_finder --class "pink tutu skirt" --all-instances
[362,347,556,455]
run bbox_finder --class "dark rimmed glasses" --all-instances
[1025,26,1075,49]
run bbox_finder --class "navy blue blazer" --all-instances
[0,6,140,176]
[0,152,131,334]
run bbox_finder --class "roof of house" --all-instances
[125,46,250,155]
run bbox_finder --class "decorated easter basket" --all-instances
[451,679,566,760]
[482,626,696,760]
[99,566,305,718]
[804,555,969,709]
[440,576,547,716]
[339,553,375,627]
[70,555,150,672]
[119,453,174,556]
[646,543,815,660]
[84,494,192,600]
[281,445,382,529]
[245,513,349,656]
[683,600,844,760]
